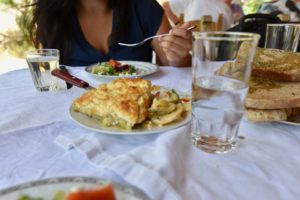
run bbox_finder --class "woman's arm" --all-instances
[151,14,192,67]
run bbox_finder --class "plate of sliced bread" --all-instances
[218,45,300,125]
[245,48,300,125]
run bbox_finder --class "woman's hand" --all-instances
[159,22,193,67]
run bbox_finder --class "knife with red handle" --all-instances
[51,69,94,90]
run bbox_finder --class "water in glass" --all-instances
[191,76,248,153]
[27,56,59,91]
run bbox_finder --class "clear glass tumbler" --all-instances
[26,49,60,91]
[265,24,300,52]
[191,32,260,154]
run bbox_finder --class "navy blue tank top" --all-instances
[67,0,163,66]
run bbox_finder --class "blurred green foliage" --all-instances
[242,0,269,14]
[0,0,33,58]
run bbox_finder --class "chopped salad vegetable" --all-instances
[17,184,116,200]
[91,59,137,76]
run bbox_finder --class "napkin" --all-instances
[54,124,190,200]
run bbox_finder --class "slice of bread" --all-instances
[216,59,300,109]
[245,108,289,122]
[238,46,300,81]
[246,77,300,109]
[245,107,300,122]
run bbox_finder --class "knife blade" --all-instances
[51,69,95,90]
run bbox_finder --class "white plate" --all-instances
[69,88,191,135]
[85,61,159,80]
[0,176,149,200]
[279,115,300,126]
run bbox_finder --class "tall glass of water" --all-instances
[26,49,60,91]
[191,32,260,154]
[265,24,300,52]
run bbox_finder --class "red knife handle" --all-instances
[51,69,90,88]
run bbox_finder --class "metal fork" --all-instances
[118,25,197,47]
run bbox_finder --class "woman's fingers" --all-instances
[159,22,193,62]
[170,22,192,39]
[163,48,181,63]
[160,35,191,52]
[156,22,193,66]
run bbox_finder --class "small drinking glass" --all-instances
[265,24,300,52]
[26,49,60,91]
[191,32,260,154]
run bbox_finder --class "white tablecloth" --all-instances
[0,67,300,200]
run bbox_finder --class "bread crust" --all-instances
[252,68,300,81]
[245,108,288,122]
[245,108,300,122]
[245,97,300,109]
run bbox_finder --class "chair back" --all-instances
[178,14,224,31]
[227,13,281,47]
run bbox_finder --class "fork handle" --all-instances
[149,25,196,41]
[148,33,171,40]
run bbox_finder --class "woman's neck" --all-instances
[78,0,110,13]
[76,0,113,54]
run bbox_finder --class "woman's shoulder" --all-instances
[127,0,163,36]
[128,0,163,23]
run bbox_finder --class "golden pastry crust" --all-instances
[72,78,152,129]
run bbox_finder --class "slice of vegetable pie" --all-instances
[72,78,152,129]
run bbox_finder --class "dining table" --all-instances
[0,65,300,200]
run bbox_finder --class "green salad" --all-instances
[18,191,65,200]
[91,59,137,76]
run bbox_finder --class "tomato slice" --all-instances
[180,98,190,103]
[108,59,121,69]
[66,184,116,200]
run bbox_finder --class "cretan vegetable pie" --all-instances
[72,78,190,130]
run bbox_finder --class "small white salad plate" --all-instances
[85,60,159,81]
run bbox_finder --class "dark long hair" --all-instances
[30,0,129,64]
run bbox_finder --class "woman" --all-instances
[29,0,192,67]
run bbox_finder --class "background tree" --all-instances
[0,0,33,57]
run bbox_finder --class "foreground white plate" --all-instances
[69,88,191,135]
[70,110,190,135]
[85,60,159,80]
[0,176,149,200]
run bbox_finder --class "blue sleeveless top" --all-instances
[66,0,163,66]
